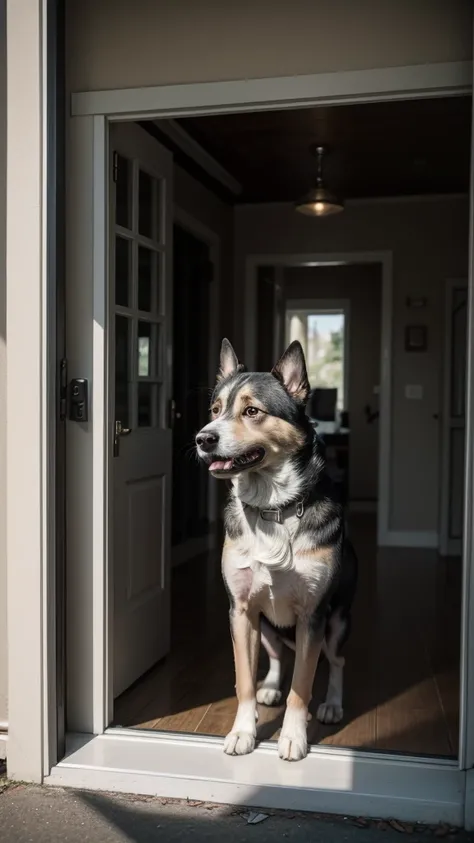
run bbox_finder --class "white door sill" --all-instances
[44,731,464,826]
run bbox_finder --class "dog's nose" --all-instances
[196,431,219,452]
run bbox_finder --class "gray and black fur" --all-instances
[196,338,358,761]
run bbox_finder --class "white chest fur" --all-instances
[223,504,331,627]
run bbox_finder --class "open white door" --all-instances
[110,123,173,697]
[439,279,467,557]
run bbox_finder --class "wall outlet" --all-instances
[405,384,423,400]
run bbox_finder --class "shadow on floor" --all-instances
[113,515,461,758]
[1,785,469,843]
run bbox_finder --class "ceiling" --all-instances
[177,97,472,204]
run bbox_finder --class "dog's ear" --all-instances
[217,338,246,382]
[272,341,310,403]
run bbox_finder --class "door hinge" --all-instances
[112,150,118,183]
[59,358,68,421]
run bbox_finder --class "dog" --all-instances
[195,338,358,761]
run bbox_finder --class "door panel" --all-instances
[110,123,173,698]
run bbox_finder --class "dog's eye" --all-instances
[211,406,219,416]
[244,406,260,417]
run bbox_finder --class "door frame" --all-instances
[246,254,390,543]
[9,42,474,824]
[440,278,468,557]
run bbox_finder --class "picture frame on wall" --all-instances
[405,324,427,352]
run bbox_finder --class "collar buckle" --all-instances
[260,508,282,524]
[260,499,305,523]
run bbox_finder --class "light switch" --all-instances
[405,384,423,400]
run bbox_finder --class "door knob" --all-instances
[114,419,132,457]
[115,420,132,437]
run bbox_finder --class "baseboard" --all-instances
[349,500,377,514]
[172,532,217,567]
[381,530,439,549]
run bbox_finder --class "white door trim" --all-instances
[6,0,55,782]
[70,61,472,119]
[245,253,391,545]
[65,114,111,735]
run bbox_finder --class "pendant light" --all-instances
[295,145,344,217]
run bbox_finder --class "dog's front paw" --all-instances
[317,703,343,724]
[257,687,282,706]
[278,709,308,761]
[224,730,256,756]
[278,730,308,761]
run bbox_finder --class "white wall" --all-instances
[65,0,472,93]
[235,196,470,533]
[283,264,381,503]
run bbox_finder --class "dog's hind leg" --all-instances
[257,617,283,706]
[317,608,349,725]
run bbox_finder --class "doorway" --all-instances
[108,110,464,765]
[59,70,473,824]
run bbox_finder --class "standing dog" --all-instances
[196,339,357,761]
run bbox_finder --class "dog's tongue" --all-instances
[209,459,233,472]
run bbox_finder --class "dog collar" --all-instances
[259,499,305,524]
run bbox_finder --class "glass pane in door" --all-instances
[138,246,153,312]
[137,321,152,377]
[115,237,131,307]
[137,382,153,427]
[138,170,153,238]
[115,314,130,426]
[115,153,132,230]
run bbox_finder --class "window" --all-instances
[286,302,348,413]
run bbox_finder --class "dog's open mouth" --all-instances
[208,447,265,474]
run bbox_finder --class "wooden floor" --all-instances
[114,516,461,757]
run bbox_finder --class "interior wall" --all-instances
[65,0,472,93]
[283,264,381,503]
[0,0,7,736]
[235,196,470,535]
